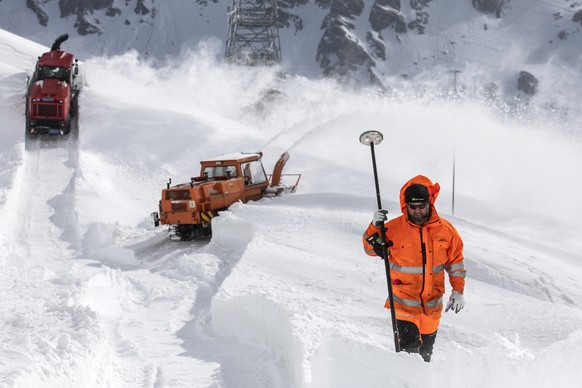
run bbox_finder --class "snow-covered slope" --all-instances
[1,27,582,387]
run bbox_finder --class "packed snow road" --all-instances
[0,137,94,386]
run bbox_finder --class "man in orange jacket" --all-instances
[362,175,466,362]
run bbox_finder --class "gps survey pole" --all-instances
[359,130,401,353]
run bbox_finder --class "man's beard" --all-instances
[409,211,430,226]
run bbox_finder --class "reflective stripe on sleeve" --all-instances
[446,263,465,272]
[364,247,376,255]
[446,262,466,278]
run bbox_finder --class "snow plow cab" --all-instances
[152,152,300,240]
[26,34,79,138]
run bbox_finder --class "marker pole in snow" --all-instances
[359,130,401,353]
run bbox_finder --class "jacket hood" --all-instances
[399,175,441,215]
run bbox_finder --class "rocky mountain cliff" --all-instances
[2,0,581,93]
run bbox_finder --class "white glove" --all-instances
[445,290,465,313]
[372,209,388,226]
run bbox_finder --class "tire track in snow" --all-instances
[78,258,221,388]
[175,215,295,388]
[115,216,292,387]
[0,136,107,387]
[6,137,79,265]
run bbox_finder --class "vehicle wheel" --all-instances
[64,115,71,135]
[176,225,194,241]
[70,94,79,117]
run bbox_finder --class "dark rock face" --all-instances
[316,0,382,85]
[517,71,538,96]
[14,0,579,89]
[278,0,435,85]
[134,0,150,15]
[195,0,219,5]
[472,0,507,18]
[277,0,310,34]
[59,0,113,35]
[59,0,114,18]
[329,0,363,17]
[56,0,154,35]
[26,0,49,26]
[369,0,406,33]
[366,31,386,60]
[408,0,432,34]
[106,7,122,17]
[77,16,105,35]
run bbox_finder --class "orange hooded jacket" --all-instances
[363,175,466,333]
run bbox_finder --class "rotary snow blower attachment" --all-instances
[151,151,301,240]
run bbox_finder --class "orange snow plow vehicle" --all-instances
[152,151,300,240]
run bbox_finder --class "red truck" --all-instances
[25,34,79,140]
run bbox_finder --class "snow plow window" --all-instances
[241,161,267,186]
[165,190,191,200]
[203,165,238,179]
[38,66,68,81]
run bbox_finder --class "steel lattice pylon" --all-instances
[225,0,282,65]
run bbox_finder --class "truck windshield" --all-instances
[203,165,237,179]
[165,190,191,200]
[241,161,267,186]
[39,66,68,81]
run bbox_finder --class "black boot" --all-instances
[396,320,422,353]
[419,331,437,362]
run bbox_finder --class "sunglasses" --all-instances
[407,202,428,210]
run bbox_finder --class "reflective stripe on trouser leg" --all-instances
[389,300,443,335]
